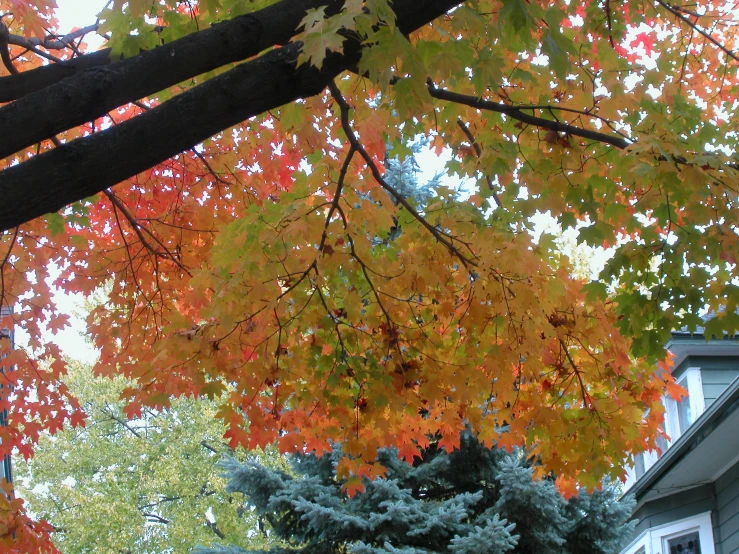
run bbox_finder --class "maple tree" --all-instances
[1,0,739,549]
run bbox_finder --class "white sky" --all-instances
[55,0,107,33]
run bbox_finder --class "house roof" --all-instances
[625,373,739,508]
[666,309,739,369]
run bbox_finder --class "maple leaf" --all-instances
[295,7,356,69]
[665,378,687,401]
[630,32,655,56]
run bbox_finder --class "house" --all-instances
[619,322,739,554]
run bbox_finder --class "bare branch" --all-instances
[7,24,100,51]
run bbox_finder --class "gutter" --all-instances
[625,374,739,502]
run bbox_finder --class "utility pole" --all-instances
[0,305,13,486]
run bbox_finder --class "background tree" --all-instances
[0,0,735,546]
[197,432,636,554]
[15,361,284,553]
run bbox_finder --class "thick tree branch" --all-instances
[0,0,348,160]
[0,48,114,102]
[0,0,462,233]
[0,0,337,103]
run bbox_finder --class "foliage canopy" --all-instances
[1,0,738,548]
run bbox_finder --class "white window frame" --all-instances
[620,512,715,554]
[623,368,706,490]
[665,368,705,441]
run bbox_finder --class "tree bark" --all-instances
[0,49,114,103]
[0,0,462,232]
[0,0,346,160]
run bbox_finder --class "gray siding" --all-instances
[630,484,715,539]
[716,460,739,554]
[626,461,739,554]
[670,355,739,406]
[703,368,739,406]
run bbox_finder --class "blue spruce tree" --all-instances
[197,432,635,554]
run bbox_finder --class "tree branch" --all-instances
[328,80,476,268]
[142,512,171,524]
[0,48,113,103]
[103,405,142,438]
[7,24,100,51]
[103,189,192,276]
[0,0,463,233]
[0,19,18,75]
[456,119,503,208]
[426,81,631,150]
[205,519,226,539]
[0,0,348,160]
[655,0,739,65]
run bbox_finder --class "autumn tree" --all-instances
[1,0,738,548]
[198,432,636,554]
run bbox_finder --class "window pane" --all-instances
[656,418,669,456]
[677,379,692,433]
[635,453,645,479]
[667,531,701,554]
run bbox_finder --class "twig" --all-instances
[655,0,739,64]
[328,80,476,268]
[456,119,503,207]
[0,19,17,74]
[8,24,100,51]
[103,189,192,276]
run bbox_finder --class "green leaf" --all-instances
[541,29,573,79]
[45,213,66,237]
[499,0,531,33]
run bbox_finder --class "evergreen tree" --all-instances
[197,432,635,554]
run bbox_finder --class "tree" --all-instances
[197,432,636,554]
[1,0,736,547]
[15,361,283,553]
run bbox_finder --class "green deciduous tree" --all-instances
[15,362,283,553]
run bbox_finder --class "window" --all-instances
[666,530,701,554]
[676,376,693,434]
[665,368,705,442]
[620,512,715,554]
[624,368,706,490]
[634,453,646,480]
